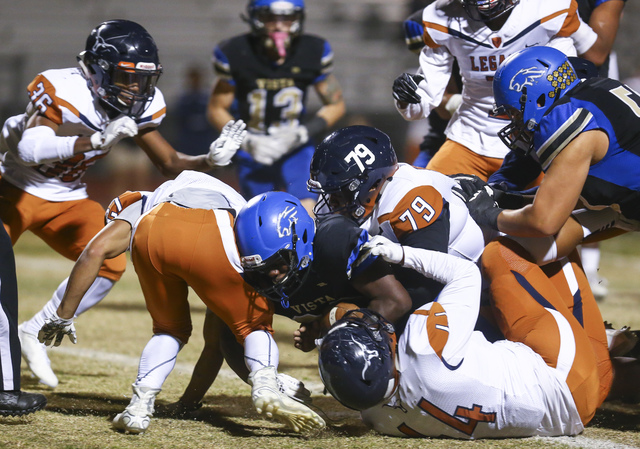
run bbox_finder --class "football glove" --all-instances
[90,115,138,150]
[392,73,424,104]
[356,234,404,266]
[249,366,325,432]
[267,123,309,154]
[466,185,503,230]
[242,132,288,166]
[38,311,77,347]
[206,119,247,167]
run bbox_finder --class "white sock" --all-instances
[580,244,601,280]
[135,334,181,390]
[244,330,279,373]
[22,276,115,335]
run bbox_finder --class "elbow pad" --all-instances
[17,126,77,165]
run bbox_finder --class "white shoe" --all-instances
[249,366,325,433]
[276,373,312,405]
[112,384,161,434]
[18,323,58,388]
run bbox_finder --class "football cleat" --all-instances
[276,373,312,406]
[249,366,324,432]
[112,384,161,434]
[18,323,58,388]
[0,391,47,417]
[605,322,639,358]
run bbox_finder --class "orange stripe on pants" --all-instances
[482,238,601,425]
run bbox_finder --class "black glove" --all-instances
[467,185,503,230]
[392,73,424,104]
[450,174,502,229]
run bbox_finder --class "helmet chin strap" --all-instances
[266,31,290,59]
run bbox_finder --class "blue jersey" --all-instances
[213,33,333,132]
[535,77,640,220]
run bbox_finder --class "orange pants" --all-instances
[482,238,601,425]
[131,202,273,345]
[425,139,504,181]
[0,177,125,281]
[541,250,613,407]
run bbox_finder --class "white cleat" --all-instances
[112,384,161,434]
[250,366,325,433]
[18,323,58,388]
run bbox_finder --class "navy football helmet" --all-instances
[234,191,315,306]
[493,46,578,155]
[78,20,163,119]
[460,0,519,22]
[308,126,398,224]
[318,309,397,411]
[245,0,305,59]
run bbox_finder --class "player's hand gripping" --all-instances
[451,174,503,230]
[392,73,424,104]
[207,119,247,167]
[357,235,405,266]
[38,311,77,347]
[90,115,138,150]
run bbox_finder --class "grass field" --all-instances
[1,232,639,449]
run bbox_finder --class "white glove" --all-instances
[242,133,288,166]
[276,373,312,406]
[248,366,325,432]
[356,234,405,267]
[90,115,138,150]
[206,119,247,167]
[267,123,309,153]
[38,311,77,347]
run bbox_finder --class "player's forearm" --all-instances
[16,126,90,165]
[57,252,105,320]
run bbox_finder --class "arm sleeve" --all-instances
[15,126,78,165]
[402,245,481,360]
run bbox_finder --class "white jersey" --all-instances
[397,0,582,159]
[0,67,167,201]
[363,163,485,262]
[110,170,247,253]
[361,246,583,439]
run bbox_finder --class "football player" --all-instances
[2,20,245,389]
[465,46,640,247]
[36,170,325,435]
[392,0,604,180]
[318,235,609,438]
[164,190,420,415]
[207,0,346,213]
[0,221,47,416]
[308,124,614,407]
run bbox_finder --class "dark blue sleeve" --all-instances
[488,150,542,191]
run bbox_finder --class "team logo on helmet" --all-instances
[351,335,379,378]
[91,29,118,54]
[277,205,298,239]
[508,66,546,92]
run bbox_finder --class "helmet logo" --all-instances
[351,335,379,379]
[92,29,118,54]
[508,66,545,93]
[277,205,298,238]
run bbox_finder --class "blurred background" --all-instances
[1,0,639,202]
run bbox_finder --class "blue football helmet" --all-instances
[78,20,162,119]
[318,309,397,411]
[460,0,519,22]
[234,191,315,306]
[308,126,398,224]
[245,0,305,60]
[493,46,578,154]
